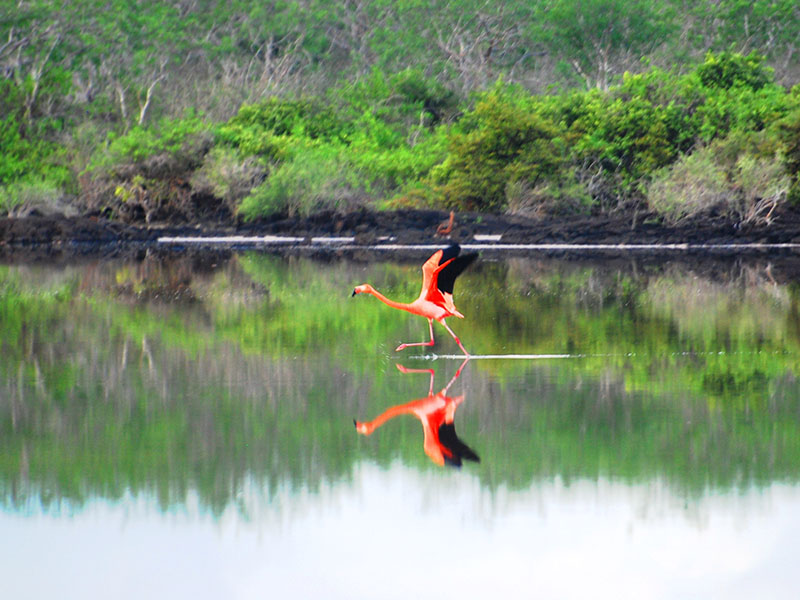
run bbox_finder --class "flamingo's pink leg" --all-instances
[396,319,436,352]
[440,319,470,357]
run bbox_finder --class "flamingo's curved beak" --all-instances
[351,289,357,297]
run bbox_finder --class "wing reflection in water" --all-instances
[354,358,479,467]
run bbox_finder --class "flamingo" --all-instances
[436,210,455,235]
[354,359,479,467]
[351,244,477,356]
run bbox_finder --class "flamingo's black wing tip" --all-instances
[437,252,478,295]
[439,243,462,265]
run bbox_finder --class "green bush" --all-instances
[696,51,773,91]
[646,147,728,224]
[544,74,693,210]
[0,79,72,191]
[777,105,800,200]
[4,41,796,224]
[569,94,679,189]
[647,133,791,225]
[189,146,265,212]
[217,80,457,218]
[347,116,450,190]
[238,144,369,219]
[691,82,792,144]
[217,98,352,158]
[433,84,567,211]
[0,180,68,217]
[550,53,794,211]
[733,152,790,224]
[87,115,212,177]
[706,131,790,224]
[80,115,215,222]
[333,68,459,129]
[0,186,24,217]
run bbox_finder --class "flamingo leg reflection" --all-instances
[395,363,436,396]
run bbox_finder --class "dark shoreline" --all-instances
[4,207,800,261]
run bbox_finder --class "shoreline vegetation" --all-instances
[3,2,800,244]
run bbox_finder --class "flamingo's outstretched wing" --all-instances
[420,244,477,310]
[419,248,445,299]
[437,246,478,295]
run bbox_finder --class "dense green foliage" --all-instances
[432,85,568,211]
[3,1,800,222]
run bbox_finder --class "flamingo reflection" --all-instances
[354,358,479,467]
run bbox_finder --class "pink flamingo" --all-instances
[351,244,477,355]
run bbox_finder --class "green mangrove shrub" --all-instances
[81,114,215,222]
[647,133,791,225]
[432,85,568,211]
[238,144,369,219]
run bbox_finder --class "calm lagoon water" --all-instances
[2,251,800,598]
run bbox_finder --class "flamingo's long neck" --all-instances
[359,404,414,434]
[366,287,414,313]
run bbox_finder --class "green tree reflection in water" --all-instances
[2,254,800,515]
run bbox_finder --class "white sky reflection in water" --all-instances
[2,464,799,600]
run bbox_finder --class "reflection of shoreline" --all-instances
[354,359,479,467]
[5,256,800,511]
